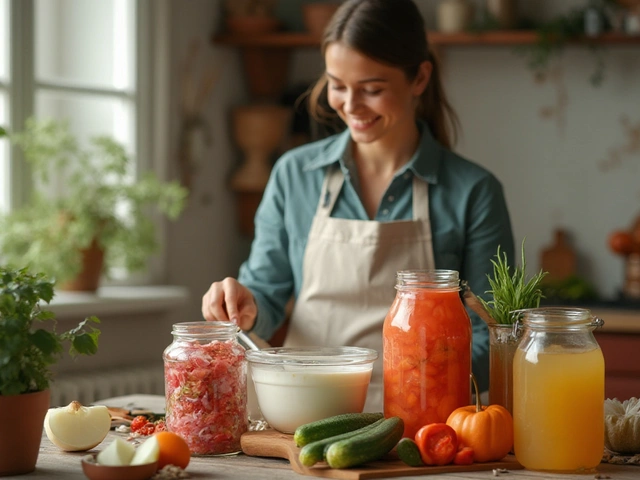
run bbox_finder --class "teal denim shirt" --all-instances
[238,121,515,391]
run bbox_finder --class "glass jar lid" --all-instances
[513,307,604,331]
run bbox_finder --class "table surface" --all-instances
[8,395,640,480]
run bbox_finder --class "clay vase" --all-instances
[225,15,281,35]
[437,0,474,33]
[0,390,50,476]
[230,104,292,236]
[58,237,105,292]
[302,2,340,38]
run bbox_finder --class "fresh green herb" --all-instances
[0,266,100,395]
[479,241,548,325]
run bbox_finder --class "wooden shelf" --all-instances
[213,30,640,48]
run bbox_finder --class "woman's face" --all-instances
[325,42,430,146]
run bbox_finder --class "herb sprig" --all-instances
[479,241,548,325]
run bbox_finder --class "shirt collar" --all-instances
[303,119,445,184]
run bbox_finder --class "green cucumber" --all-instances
[298,418,385,467]
[325,416,404,469]
[397,437,425,467]
[293,412,384,447]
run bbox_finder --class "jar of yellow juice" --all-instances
[512,307,605,473]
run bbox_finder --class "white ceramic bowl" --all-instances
[245,346,377,433]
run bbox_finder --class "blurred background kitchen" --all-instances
[1,0,639,404]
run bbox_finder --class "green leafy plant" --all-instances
[516,4,611,87]
[0,117,188,285]
[479,241,548,325]
[0,266,100,396]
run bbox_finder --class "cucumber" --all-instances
[396,437,425,467]
[298,419,385,467]
[293,412,384,447]
[325,416,404,469]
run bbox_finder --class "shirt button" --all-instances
[403,172,411,180]
[382,208,389,215]
[387,195,395,202]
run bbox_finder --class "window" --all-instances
[0,0,9,213]
[1,0,169,282]
[1,0,138,212]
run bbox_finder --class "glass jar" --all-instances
[383,270,472,439]
[163,321,247,455]
[488,323,520,417]
[512,307,605,472]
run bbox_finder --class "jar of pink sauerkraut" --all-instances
[163,321,247,455]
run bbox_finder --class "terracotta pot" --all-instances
[58,237,105,292]
[0,390,50,476]
[302,3,340,38]
[226,15,281,35]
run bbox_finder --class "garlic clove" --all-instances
[44,400,111,452]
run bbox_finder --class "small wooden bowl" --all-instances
[81,455,158,480]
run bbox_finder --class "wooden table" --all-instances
[9,395,639,479]
[10,431,638,479]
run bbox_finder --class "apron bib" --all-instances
[284,164,435,412]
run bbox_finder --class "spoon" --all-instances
[237,330,261,351]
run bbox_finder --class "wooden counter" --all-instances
[10,427,639,480]
[592,307,640,334]
[589,308,640,400]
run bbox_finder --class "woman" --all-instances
[203,0,514,411]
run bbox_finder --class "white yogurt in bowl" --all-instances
[245,347,377,433]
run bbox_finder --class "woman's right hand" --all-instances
[201,277,258,332]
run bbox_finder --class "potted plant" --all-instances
[0,117,188,291]
[0,266,100,475]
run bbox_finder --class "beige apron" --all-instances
[284,164,435,412]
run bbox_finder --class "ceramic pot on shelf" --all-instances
[437,0,474,33]
[230,104,292,236]
[302,2,340,38]
[486,0,517,29]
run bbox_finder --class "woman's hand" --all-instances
[202,277,258,331]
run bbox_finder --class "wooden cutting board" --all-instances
[241,430,523,479]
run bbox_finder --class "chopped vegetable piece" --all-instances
[414,423,458,466]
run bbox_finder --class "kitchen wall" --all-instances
[165,0,640,327]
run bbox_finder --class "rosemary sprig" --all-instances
[479,241,548,325]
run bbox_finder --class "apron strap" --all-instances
[317,164,432,222]
[411,175,430,222]
[316,163,345,217]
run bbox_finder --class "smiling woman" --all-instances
[202,0,515,415]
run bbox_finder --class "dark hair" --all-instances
[307,0,460,149]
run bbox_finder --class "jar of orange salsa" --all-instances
[383,270,472,439]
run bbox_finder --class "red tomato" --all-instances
[454,446,475,465]
[608,231,634,255]
[414,423,458,466]
[130,415,150,433]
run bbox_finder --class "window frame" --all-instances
[4,0,172,283]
